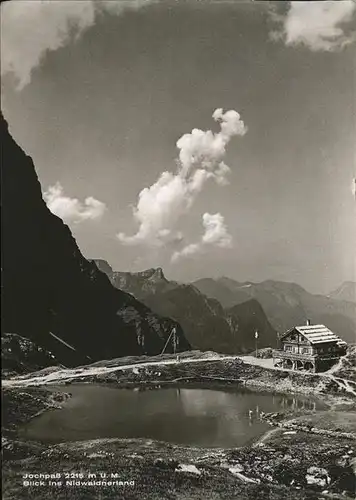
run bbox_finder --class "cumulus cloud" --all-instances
[271,1,356,52]
[201,212,232,248]
[1,0,157,89]
[171,212,232,263]
[43,182,106,222]
[177,108,247,178]
[117,108,246,247]
[171,243,202,262]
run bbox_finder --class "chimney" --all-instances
[306,319,311,326]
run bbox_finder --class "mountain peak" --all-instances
[329,281,356,303]
[138,267,166,281]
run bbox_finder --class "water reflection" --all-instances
[21,386,323,448]
[279,395,316,412]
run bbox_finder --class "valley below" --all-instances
[3,351,356,500]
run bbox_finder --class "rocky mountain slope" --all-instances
[1,333,63,378]
[93,263,276,354]
[112,266,178,298]
[1,114,190,366]
[194,278,356,343]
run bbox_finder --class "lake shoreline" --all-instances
[4,352,356,406]
[2,353,356,499]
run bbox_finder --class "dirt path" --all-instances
[2,354,240,387]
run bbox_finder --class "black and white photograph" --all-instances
[1,0,356,499]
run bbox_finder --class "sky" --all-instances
[1,0,356,294]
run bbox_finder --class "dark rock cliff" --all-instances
[1,114,190,365]
[226,299,278,352]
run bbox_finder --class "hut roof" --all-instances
[281,324,346,345]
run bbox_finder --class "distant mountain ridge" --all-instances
[328,281,356,303]
[113,267,178,297]
[194,277,356,344]
[93,261,277,354]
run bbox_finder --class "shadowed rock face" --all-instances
[1,114,190,366]
[1,333,62,378]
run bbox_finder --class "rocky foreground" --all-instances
[2,353,356,500]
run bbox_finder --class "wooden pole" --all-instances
[255,331,258,357]
[160,327,175,355]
